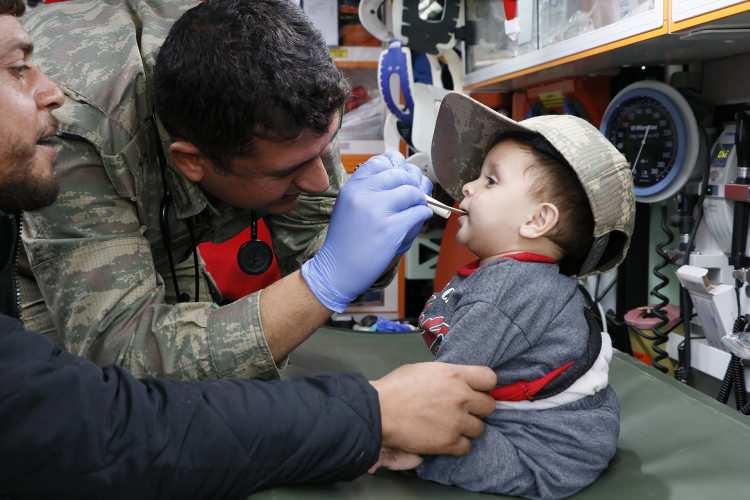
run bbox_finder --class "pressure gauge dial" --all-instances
[601,81,703,203]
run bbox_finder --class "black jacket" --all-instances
[0,213,19,318]
[0,214,380,499]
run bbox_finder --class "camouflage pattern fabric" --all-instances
[431,92,636,277]
[19,0,352,381]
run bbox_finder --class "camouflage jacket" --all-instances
[20,0,351,381]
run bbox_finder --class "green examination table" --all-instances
[252,327,750,499]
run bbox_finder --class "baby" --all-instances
[384,93,635,499]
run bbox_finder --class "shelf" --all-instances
[330,46,382,69]
[465,1,666,91]
[328,5,750,93]
[671,0,750,29]
[466,2,750,92]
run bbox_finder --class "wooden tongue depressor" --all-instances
[425,194,467,218]
[403,152,467,219]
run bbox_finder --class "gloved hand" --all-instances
[391,154,433,254]
[301,151,433,312]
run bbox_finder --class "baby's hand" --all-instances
[368,448,423,474]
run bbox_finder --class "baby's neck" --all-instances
[479,239,562,267]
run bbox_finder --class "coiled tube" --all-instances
[647,205,674,374]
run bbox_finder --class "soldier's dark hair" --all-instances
[493,131,594,276]
[0,0,26,16]
[154,0,349,171]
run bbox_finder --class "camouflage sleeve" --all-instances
[266,142,397,288]
[22,136,280,381]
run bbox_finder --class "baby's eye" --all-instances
[485,176,497,186]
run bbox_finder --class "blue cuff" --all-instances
[300,260,352,313]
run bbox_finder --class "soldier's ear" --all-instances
[170,141,209,182]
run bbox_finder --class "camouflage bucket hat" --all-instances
[432,92,635,277]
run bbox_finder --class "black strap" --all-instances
[534,288,604,400]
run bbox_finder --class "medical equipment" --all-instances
[601,81,705,204]
[358,0,391,42]
[602,80,707,380]
[379,40,416,127]
[671,107,750,413]
[158,150,200,303]
[236,220,275,276]
[377,41,463,153]
[397,0,462,55]
[159,178,272,302]
[360,0,467,55]
[677,125,741,357]
[368,0,465,178]
[670,117,749,411]
[683,112,750,411]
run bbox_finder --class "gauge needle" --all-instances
[631,125,651,174]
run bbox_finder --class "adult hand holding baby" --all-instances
[370,362,497,458]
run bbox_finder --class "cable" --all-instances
[676,188,706,383]
[597,301,608,335]
[717,315,750,412]
[719,111,750,411]
[155,115,199,304]
[596,278,617,304]
[732,311,750,413]
[187,218,200,302]
[643,204,675,374]
[734,355,748,410]
[718,357,734,404]
[594,275,601,304]
[591,273,617,338]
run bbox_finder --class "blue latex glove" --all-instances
[387,153,433,254]
[301,151,433,312]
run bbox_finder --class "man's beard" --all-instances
[0,143,59,212]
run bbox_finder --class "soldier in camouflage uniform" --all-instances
[18,0,427,381]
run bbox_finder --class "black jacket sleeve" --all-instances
[0,315,381,499]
